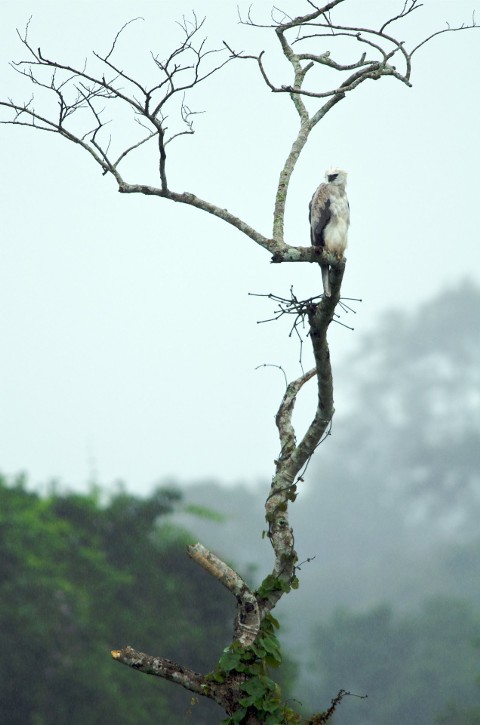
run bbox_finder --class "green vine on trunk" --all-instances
[209,614,301,724]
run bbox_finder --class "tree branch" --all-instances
[187,543,260,646]
[111,646,207,694]
[261,267,343,612]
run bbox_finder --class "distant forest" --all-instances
[3,282,480,724]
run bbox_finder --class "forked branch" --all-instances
[232,1,477,244]
[1,4,475,255]
[2,14,232,191]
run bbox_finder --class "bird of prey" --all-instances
[309,168,350,297]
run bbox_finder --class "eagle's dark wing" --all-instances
[309,182,333,297]
[309,183,331,247]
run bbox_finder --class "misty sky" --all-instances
[1,1,479,494]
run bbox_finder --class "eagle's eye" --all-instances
[328,174,338,182]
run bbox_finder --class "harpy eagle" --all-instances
[309,168,350,298]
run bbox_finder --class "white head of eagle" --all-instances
[324,168,348,186]
[309,168,350,297]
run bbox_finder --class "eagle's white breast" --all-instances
[325,193,349,256]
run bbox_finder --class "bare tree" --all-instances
[1,2,477,722]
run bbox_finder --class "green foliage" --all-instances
[257,574,299,599]
[215,615,302,724]
[0,474,232,724]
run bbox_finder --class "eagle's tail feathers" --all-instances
[321,264,331,298]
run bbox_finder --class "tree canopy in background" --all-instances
[0,477,233,724]
[310,598,480,724]
[2,283,480,723]
[337,279,480,526]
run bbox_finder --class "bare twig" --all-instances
[4,13,233,192]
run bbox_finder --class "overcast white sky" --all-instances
[1,1,479,494]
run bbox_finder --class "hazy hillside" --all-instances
[170,281,480,721]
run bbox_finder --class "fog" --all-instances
[1,1,479,489]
